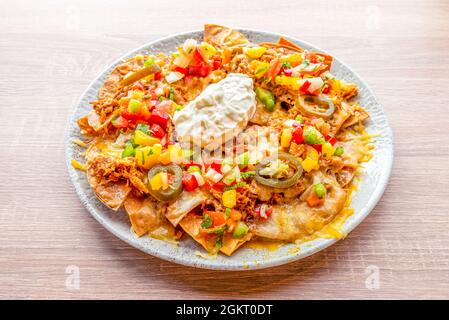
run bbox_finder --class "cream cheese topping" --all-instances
[173,73,256,148]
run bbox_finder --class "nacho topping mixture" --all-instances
[73,24,374,256]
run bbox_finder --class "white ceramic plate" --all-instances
[65,29,393,270]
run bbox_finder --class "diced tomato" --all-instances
[299,80,311,94]
[325,135,337,146]
[212,59,222,70]
[292,126,304,144]
[193,47,206,65]
[149,109,169,129]
[205,159,222,173]
[150,123,165,138]
[111,116,129,129]
[174,66,188,75]
[208,211,226,227]
[212,181,226,192]
[121,109,150,122]
[188,64,211,77]
[154,71,162,80]
[311,144,322,153]
[182,173,199,191]
[282,68,293,77]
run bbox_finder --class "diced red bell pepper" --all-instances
[299,80,312,94]
[154,71,162,80]
[182,173,199,191]
[150,123,165,138]
[212,59,222,70]
[311,144,322,153]
[325,135,337,146]
[149,109,169,129]
[292,126,304,144]
[174,66,189,75]
[111,116,129,129]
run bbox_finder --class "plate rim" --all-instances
[65,28,394,270]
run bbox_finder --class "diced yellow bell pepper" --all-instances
[301,156,319,173]
[131,90,144,100]
[307,147,320,161]
[133,130,160,146]
[135,144,162,169]
[281,128,293,149]
[284,53,303,67]
[150,172,163,191]
[275,75,300,90]
[244,46,267,59]
[322,142,335,158]
[200,42,217,58]
[222,190,237,208]
[159,143,184,165]
[254,61,270,79]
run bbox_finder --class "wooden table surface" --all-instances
[1,0,449,300]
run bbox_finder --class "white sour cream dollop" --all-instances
[173,73,256,148]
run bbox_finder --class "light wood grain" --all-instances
[1,0,449,299]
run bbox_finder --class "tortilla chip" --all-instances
[220,233,252,256]
[342,108,370,128]
[123,194,161,236]
[98,56,145,99]
[179,213,216,252]
[165,189,208,226]
[204,24,249,48]
[278,37,304,52]
[87,167,131,211]
[252,172,346,241]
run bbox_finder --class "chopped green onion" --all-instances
[214,235,223,249]
[136,123,149,135]
[241,171,255,179]
[144,57,155,68]
[201,214,212,229]
[205,225,227,234]
[314,183,327,198]
[281,61,291,69]
[224,208,231,219]
[334,146,344,156]
[223,181,247,192]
